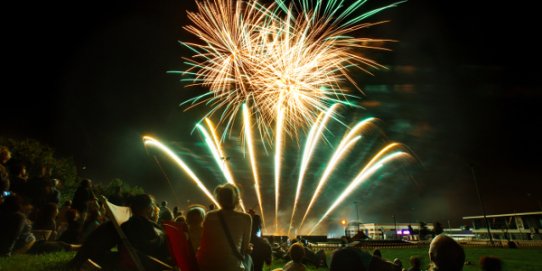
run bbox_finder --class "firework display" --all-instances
[150,0,411,235]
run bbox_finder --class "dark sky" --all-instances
[4,0,542,230]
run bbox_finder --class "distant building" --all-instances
[345,222,434,240]
[463,211,542,240]
[443,228,475,241]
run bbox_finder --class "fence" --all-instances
[311,240,542,251]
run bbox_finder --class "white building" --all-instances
[463,211,542,240]
[345,222,434,240]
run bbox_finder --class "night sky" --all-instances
[4,0,542,230]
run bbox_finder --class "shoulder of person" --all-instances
[206,209,220,216]
[238,212,252,222]
[203,209,219,220]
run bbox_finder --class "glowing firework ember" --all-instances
[144,104,414,235]
[178,0,404,140]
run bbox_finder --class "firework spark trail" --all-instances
[143,136,220,208]
[199,119,247,212]
[297,117,377,231]
[287,104,339,236]
[308,150,411,235]
[243,104,266,229]
[274,105,284,234]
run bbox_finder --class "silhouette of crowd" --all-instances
[1,145,505,271]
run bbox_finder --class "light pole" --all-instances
[341,219,347,237]
[353,201,360,222]
[470,164,494,245]
[393,215,397,240]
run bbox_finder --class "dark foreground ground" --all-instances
[1,247,541,271]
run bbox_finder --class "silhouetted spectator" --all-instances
[108,186,124,206]
[301,242,327,268]
[58,208,82,244]
[186,205,205,251]
[408,256,422,271]
[0,195,35,256]
[0,195,74,256]
[480,256,502,271]
[158,200,173,223]
[122,194,169,268]
[197,183,252,271]
[250,212,272,271]
[429,234,465,271]
[33,203,59,239]
[393,258,403,269]
[26,164,52,207]
[175,215,186,224]
[9,163,28,196]
[56,200,72,234]
[0,146,12,198]
[373,249,382,258]
[81,201,103,242]
[68,221,119,270]
[281,242,306,271]
[72,179,95,214]
[408,225,415,240]
[173,206,180,218]
[45,178,61,205]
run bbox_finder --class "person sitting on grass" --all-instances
[408,256,422,271]
[273,242,307,271]
[197,183,252,271]
[0,195,77,256]
[121,194,170,270]
[186,205,206,251]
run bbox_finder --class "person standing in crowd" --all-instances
[9,163,28,196]
[250,212,272,271]
[72,179,95,214]
[158,200,173,223]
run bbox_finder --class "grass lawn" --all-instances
[379,247,542,271]
[1,248,541,271]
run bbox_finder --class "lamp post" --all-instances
[470,164,494,245]
[341,219,347,237]
[353,201,360,222]
[393,215,397,240]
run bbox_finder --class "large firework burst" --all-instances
[179,0,403,141]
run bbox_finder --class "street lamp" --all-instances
[353,201,360,222]
[393,215,397,240]
[341,219,347,237]
[470,164,494,245]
